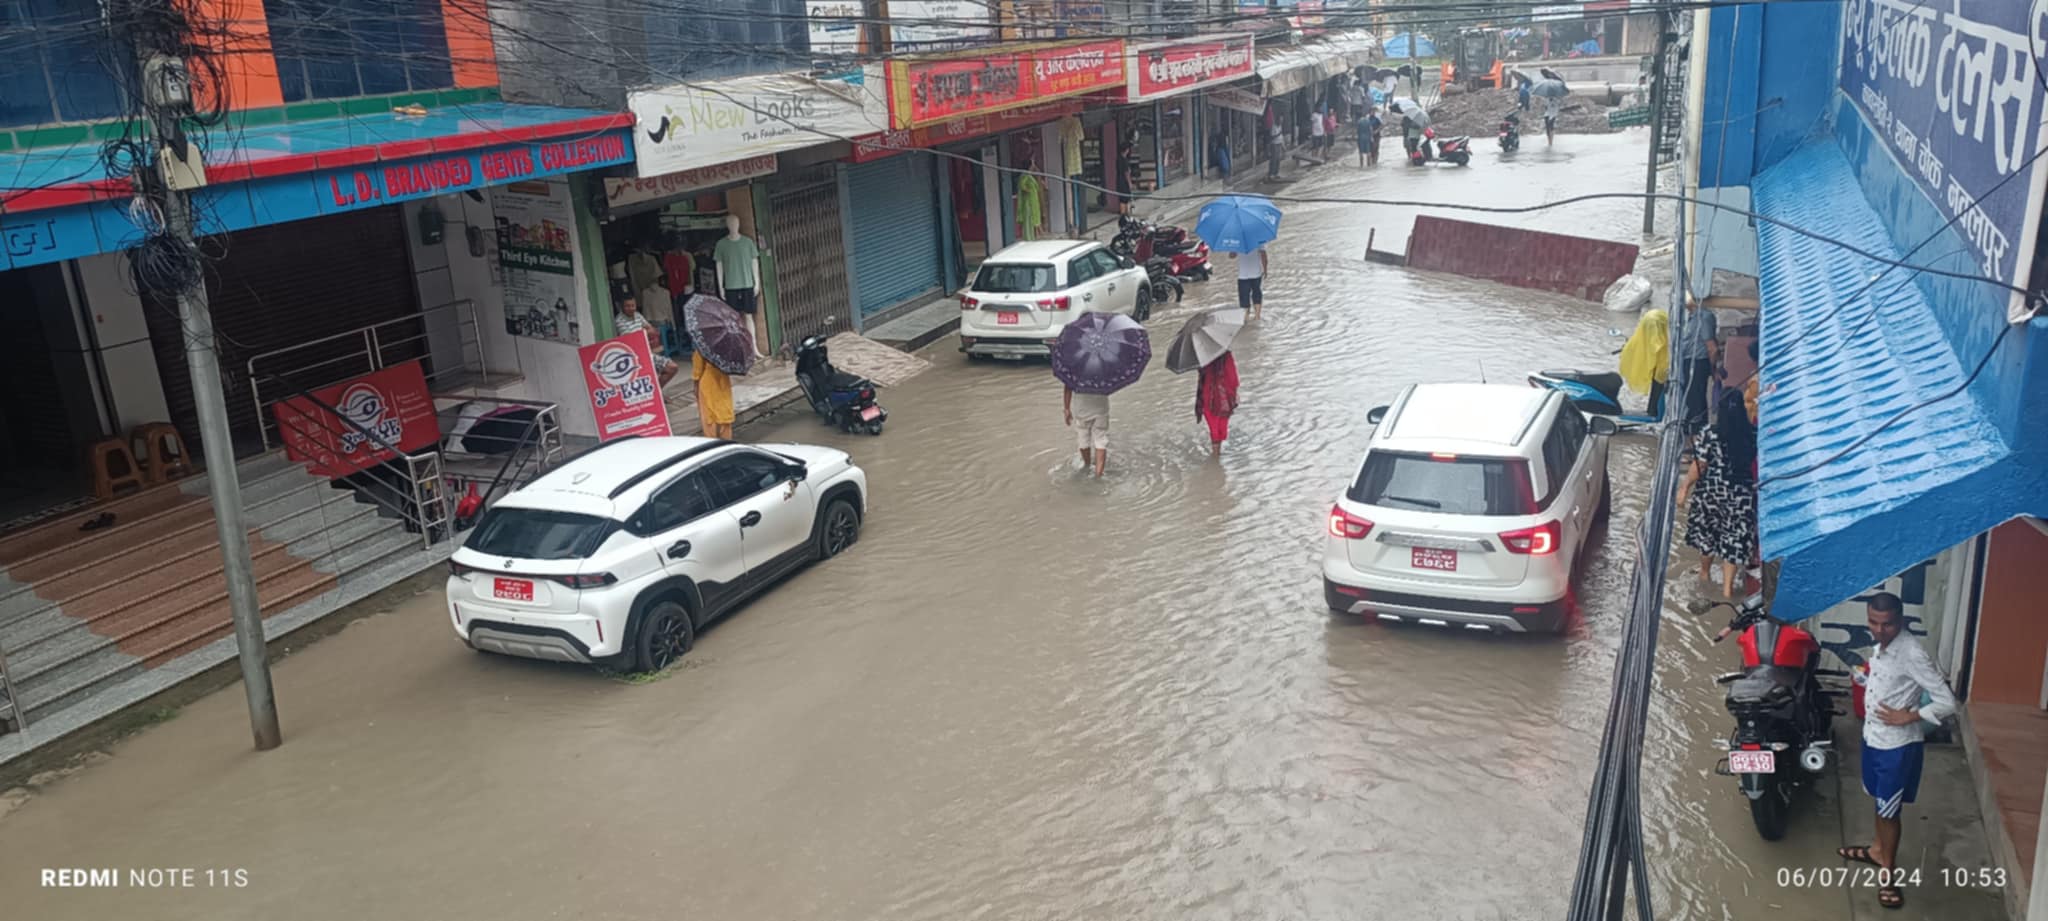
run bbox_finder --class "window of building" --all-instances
[645,0,808,81]
[264,0,454,103]
[0,0,131,128]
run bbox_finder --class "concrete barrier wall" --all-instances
[1404,216,1641,301]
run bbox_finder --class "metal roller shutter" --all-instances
[767,168,851,343]
[145,207,422,458]
[846,155,942,317]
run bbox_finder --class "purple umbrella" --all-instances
[1051,312,1151,395]
[683,294,755,376]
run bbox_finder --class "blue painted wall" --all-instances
[1697,1,1842,190]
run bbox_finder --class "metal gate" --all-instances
[768,167,851,344]
[846,154,943,317]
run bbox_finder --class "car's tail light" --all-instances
[449,560,474,577]
[1328,505,1374,539]
[1038,295,1071,311]
[555,573,618,589]
[1499,520,1561,555]
[960,294,979,310]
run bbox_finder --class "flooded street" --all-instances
[1,135,1850,920]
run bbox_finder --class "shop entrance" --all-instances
[0,263,112,528]
[602,181,770,358]
[947,147,996,268]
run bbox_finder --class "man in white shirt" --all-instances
[1236,246,1268,321]
[1840,591,1956,910]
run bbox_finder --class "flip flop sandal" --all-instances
[1836,845,1881,866]
[1878,884,1905,910]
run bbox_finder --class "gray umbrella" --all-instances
[1389,99,1430,129]
[1165,308,1246,373]
[1531,78,1570,99]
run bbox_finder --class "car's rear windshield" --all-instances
[1348,451,1535,516]
[973,263,1058,293]
[465,507,615,560]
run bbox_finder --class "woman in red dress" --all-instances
[1196,351,1240,458]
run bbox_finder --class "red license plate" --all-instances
[996,311,1020,325]
[492,578,534,602]
[1411,547,1458,571]
[1729,750,1775,774]
[859,405,881,421]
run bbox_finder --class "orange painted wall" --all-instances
[1972,520,2048,707]
[196,0,284,109]
[441,0,501,88]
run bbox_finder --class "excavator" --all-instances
[1442,27,1506,92]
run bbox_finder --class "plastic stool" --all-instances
[132,423,192,484]
[88,438,146,500]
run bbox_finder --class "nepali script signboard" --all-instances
[1838,0,2048,322]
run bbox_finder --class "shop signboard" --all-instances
[3,125,634,272]
[890,0,995,52]
[1205,86,1268,115]
[886,39,1124,129]
[491,179,584,346]
[604,154,779,213]
[847,101,1083,163]
[1838,0,2048,321]
[1290,0,1325,35]
[579,334,673,441]
[805,0,862,55]
[275,362,439,479]
[1056,0,1109,34]
[629,74,871,178]
[1530,4,1584,21]
[1126,36,1256,102]
[1233,0,1269,30]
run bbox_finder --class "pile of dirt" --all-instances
[1383,87,1624,138]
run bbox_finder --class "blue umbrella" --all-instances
[1051,312,1151,395]
[1194,195,1284,254]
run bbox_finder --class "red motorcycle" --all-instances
[1710,595,1845,840]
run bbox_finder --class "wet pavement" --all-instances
[0,135,1871,920]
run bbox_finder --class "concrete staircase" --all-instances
[0,451,451,765]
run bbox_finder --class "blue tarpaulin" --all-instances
[1383,33,1436,59]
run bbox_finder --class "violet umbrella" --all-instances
[683,293,755,376]
[1050,311,1151,395]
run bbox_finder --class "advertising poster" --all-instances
[806,0,862,55]
[490,179,582,345]
[890,0,995,51]
[275,361,440,479]
[579,334,673,441]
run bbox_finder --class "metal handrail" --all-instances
[0,629,22,734]
[246,299,515,450]
[263,379,451,550]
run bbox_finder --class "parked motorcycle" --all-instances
[1498,112,1522,152]
[1709,595,1846,840]
[1111,221,1213,281]
[794,326,887,435]
[1527,368,1658,427]
[1136,255,1186,305]
[1407,127,1473,166]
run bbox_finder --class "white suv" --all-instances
[447,436,867,671]
[957,240,1152,359]
[1322,383,1617,633]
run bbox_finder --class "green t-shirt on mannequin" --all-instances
[714,236,760,292]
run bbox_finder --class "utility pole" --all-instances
[135,18,282,750]
[1642,22,1673,236]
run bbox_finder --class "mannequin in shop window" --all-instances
[713,214,768,360]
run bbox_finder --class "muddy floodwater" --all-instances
[1,135,1851,920]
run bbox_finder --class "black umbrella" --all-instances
[683,294,755,376]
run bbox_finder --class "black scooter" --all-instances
[795,328,887,435]
[1709,595,1845,840]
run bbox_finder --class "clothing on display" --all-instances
[724,287,759,314]
[1015,173,1044,241]
[1058,116,1085,177]
[713,235,761,291]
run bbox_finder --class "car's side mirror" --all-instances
[787,463,808,482]
[1587,416,1620,436]
[1118,255,1136,269]
[1367,405,1388,425]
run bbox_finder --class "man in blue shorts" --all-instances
[1235,246,1268,321]
[1838,591,1955,910]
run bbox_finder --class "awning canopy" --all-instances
[1752,140,2025,620]
[1257,31,1379,97]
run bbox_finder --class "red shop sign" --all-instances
[1127,37,1254,101]
[848,100,1083,163]
[887,40,1123,129]
[579,334,673,441]
[274,361,440,479]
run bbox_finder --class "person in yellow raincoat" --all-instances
[1618,308,1670,418]
[691,351,735,440]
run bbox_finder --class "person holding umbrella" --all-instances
[1052,312,1153,478]
[1166,307,1247,458]
[683,293,757,440]
[1195,194,1284,322]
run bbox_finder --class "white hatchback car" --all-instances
[957,239,1152,359]
[1322,383,1617,633]
[447,436,867,672]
